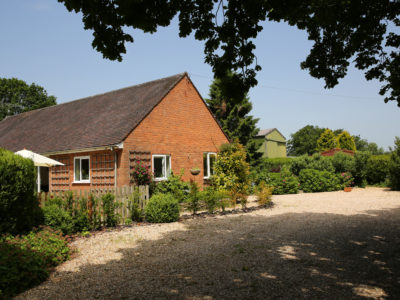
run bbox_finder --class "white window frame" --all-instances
[203,152,217,179]
[152,154,171,181]
[74,156,90,183]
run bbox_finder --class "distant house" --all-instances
[255,128,287,158]
[0,73,229,191]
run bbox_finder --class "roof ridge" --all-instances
[0,72,187,122]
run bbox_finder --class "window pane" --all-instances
[74,158,80,181]
[166,155,171,177]
[81,159,89,180]
[203,153,208,178]
[210,154,216,175]
[154,157,164,178]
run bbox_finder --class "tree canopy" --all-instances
[316,128,337,151]
[288,125,386,156]
[206,72,261,164]
[287,125,325,156]
[353,135,385,154]
[336,131,356,151]
[59,0,400,105]
[0,78,56,121]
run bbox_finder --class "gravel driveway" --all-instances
[17,187,400,299]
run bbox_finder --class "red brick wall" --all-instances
[119,76,229,188]
[320,148,355,157]
[49,149,119,191]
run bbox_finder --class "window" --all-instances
[74,156,90,183]
[152,155,171,181]
[203,152,216,179]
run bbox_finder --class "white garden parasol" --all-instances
[15,149,64,167]
[15,149,64,192]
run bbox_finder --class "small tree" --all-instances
[316,129,337,151]
[337,131,356,151]
[213,141,250,196]
[389,137,400,190]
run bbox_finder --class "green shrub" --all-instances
[0,227,70,298]
[128,188,144,222]
[73,210,91,233]
[389,137,400,190]
[154,170,190,203]
[229,185,249,209]
[332,152,355,173]
[0,148,43,234]
[200,187,227,214]
[259,157,294,173]
[186,181,200,215]
[249,167,270,187]
[256,181,273,206]
[102,193,119,227]
[213,141,250,194]
[269,168,299,195]
[290,153,334,176]
[366,155,390,185]
[43,196,97,234]
[353,151,371,187]
[299,169,342,193]
[42,204,74,235]
[145,193,180,223]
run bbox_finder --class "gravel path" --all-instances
[17,187,400,299]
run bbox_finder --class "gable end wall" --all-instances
[119,76,229,187]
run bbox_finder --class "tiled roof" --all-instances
[0,73,186,153]
[257,128,286,140]
[256,128,275,137]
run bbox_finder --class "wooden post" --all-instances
[88,194,93,222]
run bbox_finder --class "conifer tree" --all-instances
[337,131,356,151]
[316,129,337,151]
[206,72,261,165]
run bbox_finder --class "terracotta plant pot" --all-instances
[344,187,352,192]
[190,169,200,176]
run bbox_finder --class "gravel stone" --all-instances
[16,187,400,299]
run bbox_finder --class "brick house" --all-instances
[0,73,229,191]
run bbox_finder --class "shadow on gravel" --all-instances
[19,207,400,299]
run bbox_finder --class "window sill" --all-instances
[154,178,168,182]
[72,181,90,184]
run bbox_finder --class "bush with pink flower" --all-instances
[131,160,152,185]
[339,172,354,188]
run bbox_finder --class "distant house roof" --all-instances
[257,128,286,140]
[0,73,186,153]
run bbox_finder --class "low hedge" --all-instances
[260,157,295,173]
[332,152,355,174]
[268,169,299,195]
[0,148,42,234]
[366,155,390,185]
[299,169,342,193]
[145,193,180,223]
[290,153,334,176]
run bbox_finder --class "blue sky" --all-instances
[0,0,399,150]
